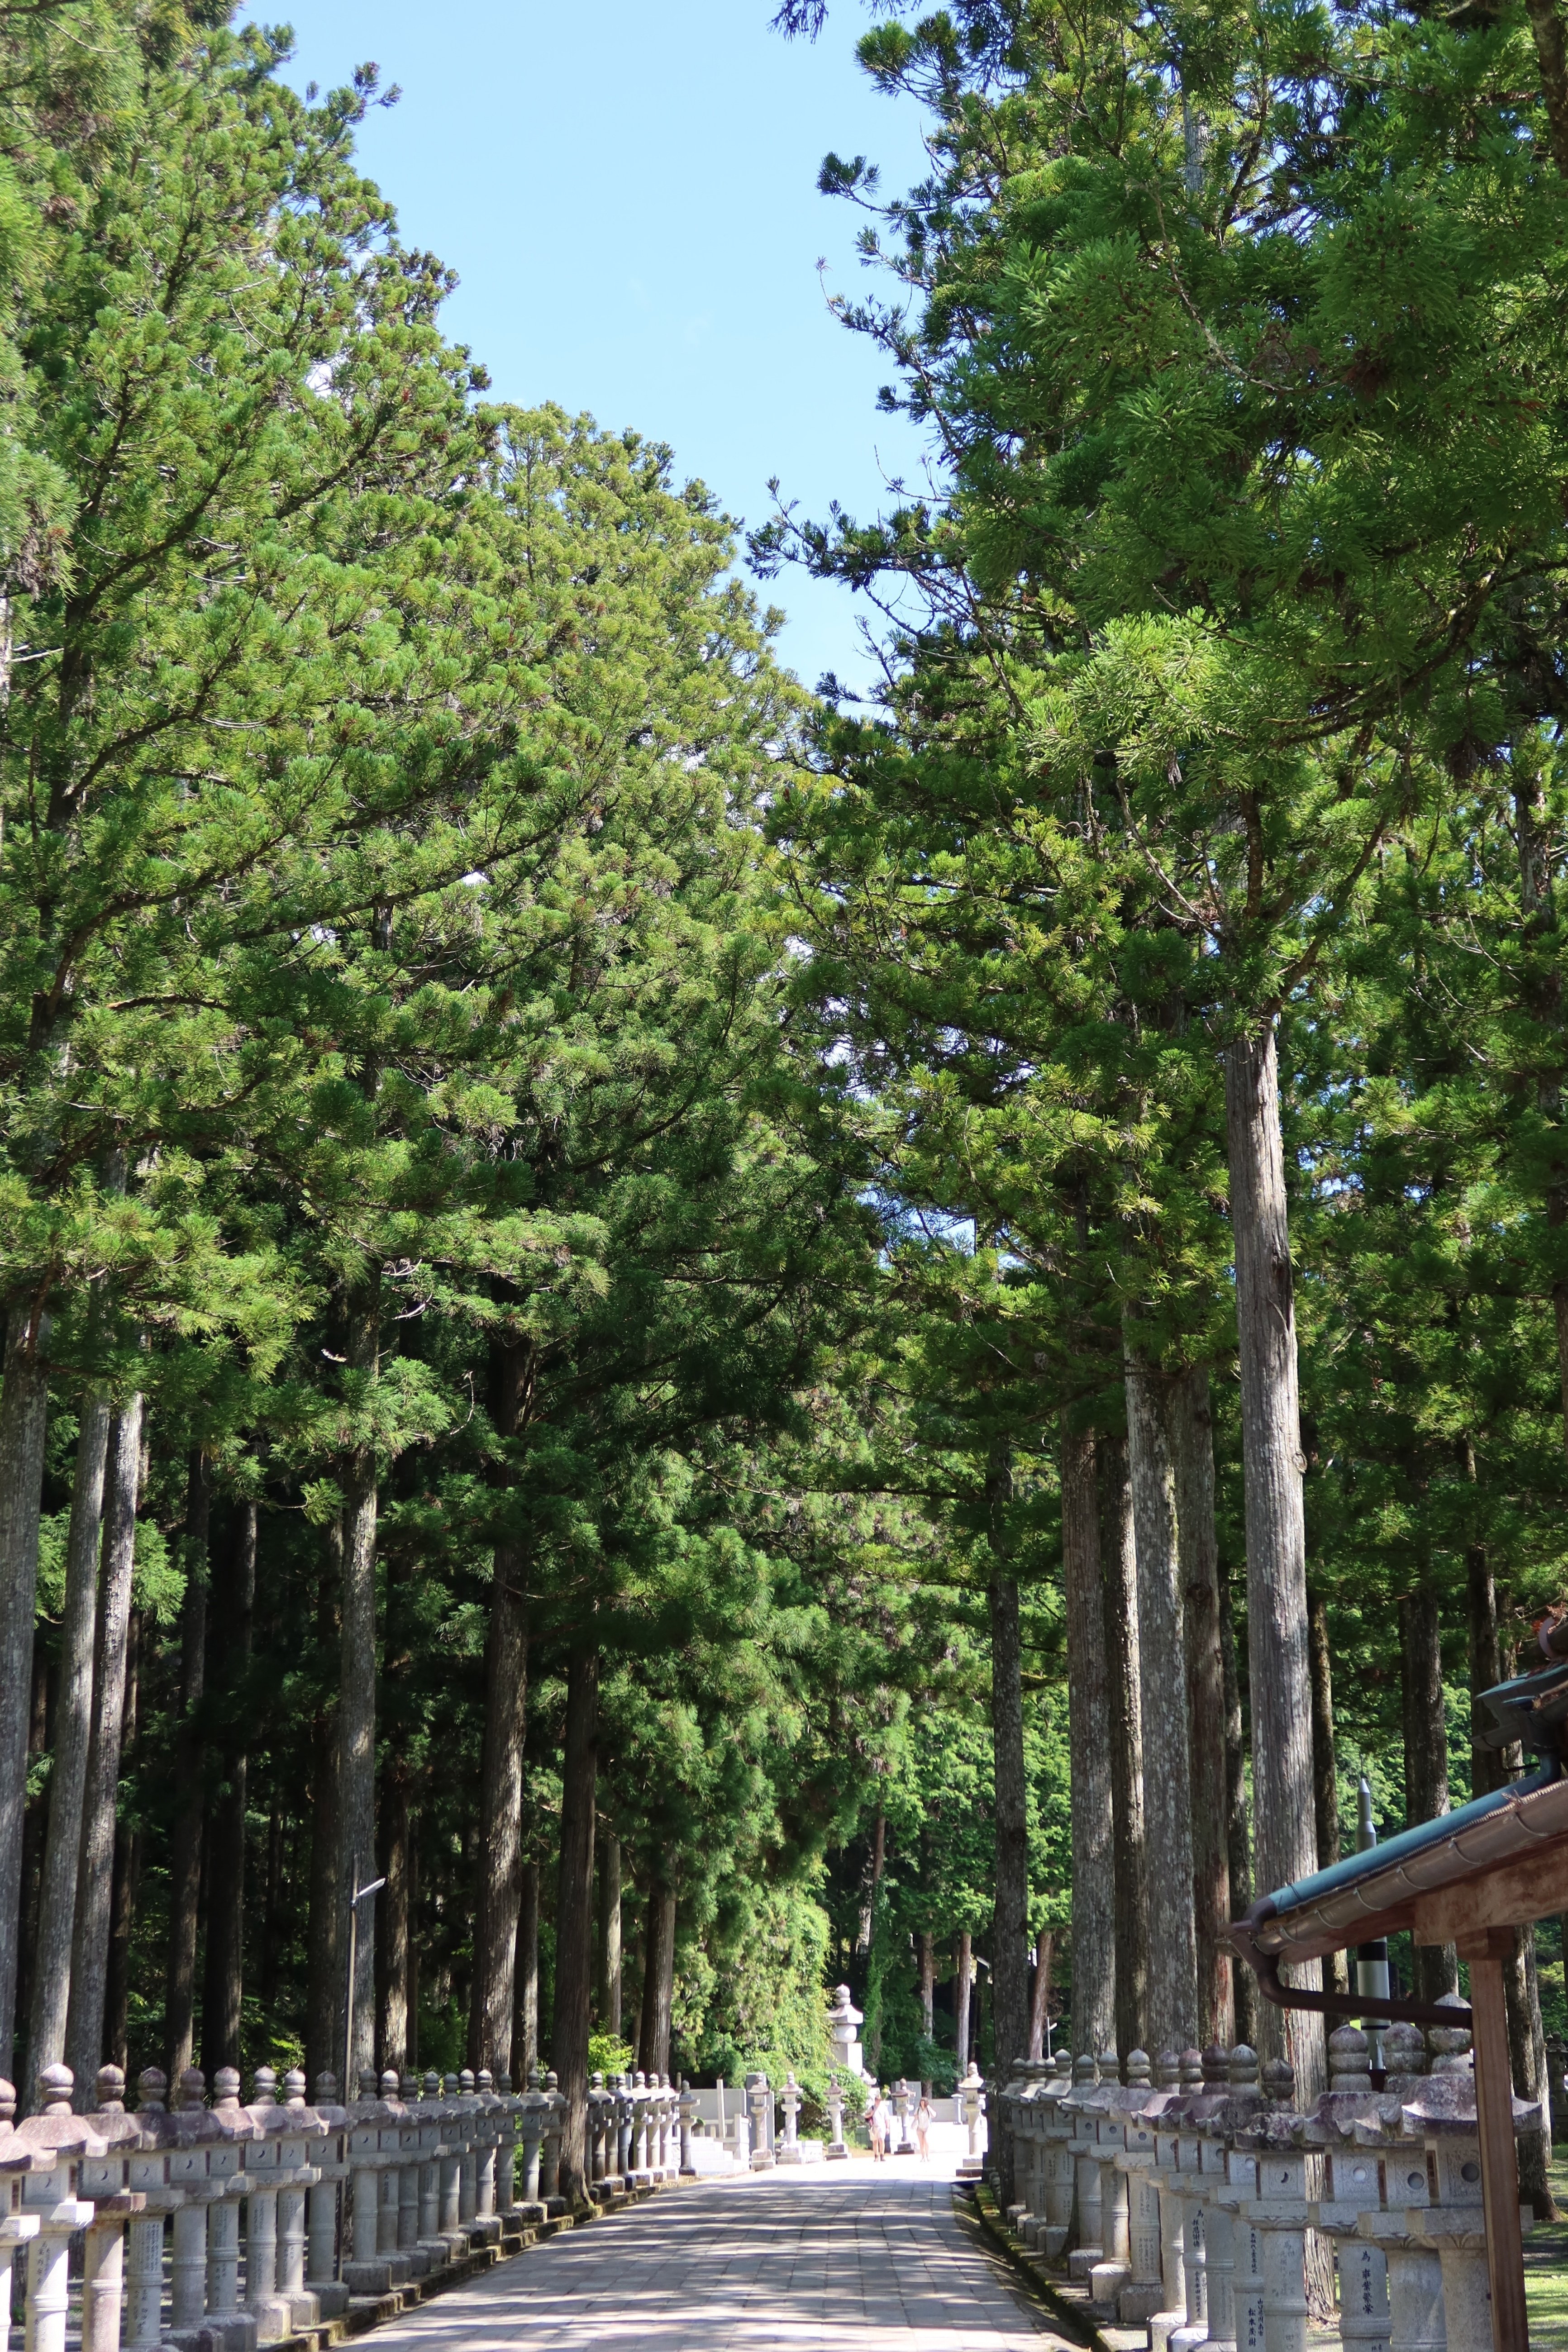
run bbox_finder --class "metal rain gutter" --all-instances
[1230,1763,1566,1970]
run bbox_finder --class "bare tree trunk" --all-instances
[1100,1429,1148,2059]
[164,1453,209,2082]
[305,1566,342,2089]
[638,1880,676,2078]
[1514,776,1568,1441]
[66,1390,144,2095]
[1028,1929,1053,2061]
[1125,1345,1199,2054]
[1465,1530,1554,2213]
[1224,1025,1323,2095]
[333,1282,381,2090]
[1400,1581,1458,2002]
[15,1651,49,2069]
[104,1611,141,2071]
[1170,1367,1232,2047]
[988,1526,1030,2204]
[1307,1589,1349,1995]
[202,1501,255,2075]
[30,1389,113,2073]
[552,1642,597,2201]
[1506,1928,1555,2217]
[513,1860,539,2083]
[954,1930,972,2073]
[378,1763,410,2073]
[597,1832,622,2038]
[1062,1427,1117,2056]
[339,1448,378,2087]
[858,1800,885,1952]
[262,1804,285,2016]
[471,1338,530,2077]
[0,1305,52,2082]
[1307,1590,1341,1869]
[1468,1535,1506,1791]
[1219,1552,1257,2049]
[918,1930,935,2043]
[405,1814,420,2073]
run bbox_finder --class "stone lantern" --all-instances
[826,1985,869,2083]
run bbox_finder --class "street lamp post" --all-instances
[343,1862,386,2096]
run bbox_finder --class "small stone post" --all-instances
[958,2062,986,2181]
[826,2074,846,2162]
[540,2073,564,2210]
[124,2071,176,2352]
[747,2074,774,2171]
[305,2075,350,2314]
[276,2071,329,2328]
[18,2066,104,2352]
[81,2066,140,2352]
[779,2074,802,2165]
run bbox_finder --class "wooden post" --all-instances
[1457,1927,1529,2352]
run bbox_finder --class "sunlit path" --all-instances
[359,2170,1063,2352]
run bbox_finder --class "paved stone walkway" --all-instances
[364,2169,1066,2350]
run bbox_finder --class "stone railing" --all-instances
[0,2058,693,2352]
[991,2011,1535,2352]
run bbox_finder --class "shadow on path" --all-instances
[361,2171,1068,2351]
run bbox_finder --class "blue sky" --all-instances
[275,0,935,696]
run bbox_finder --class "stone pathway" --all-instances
[360,2167,1070,2350]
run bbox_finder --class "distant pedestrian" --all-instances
[915,2094,932,2162]
[867,2088,886,2160]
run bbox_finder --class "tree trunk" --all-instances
[378,1762,411,2074]
[337,1285,380,2091]
[66,1390,144,2095]
[339,1446,378,2087]
[1124,1345,1199,2054]
[954,1930,972,2073]
[1224,1024,1323,2094]
[551,1642,598,2200]
[0,1305,53,2082]
[513,1859,539,2083]
[471,1337,530,2077]
[1062,1427,1117,2057]
[15,1649,49,2071]
[202,1500,255,2075]
[164,1452,209,2082]
[1099,1429,1148,2060]
[1171,1367,1232,2047]
[1028,1929,1053,2061]
[597,1832,622,2038]
[1466,1533,1554,2213]
[30,1388,113,2074]
[262,1804,285,2017]
[104,1610,142,2072]
[858,1800,885,1952]
[1514,775,1568,1442]
[1468,1536,1506,1793]
[1400,1582,1458,2002]
[406,1814,420,2073]
[918,1930,935,2043]
[305,1566,342,2089]
[1219,1551,1257,2050]
[1506,1927,1555,2217]
[1306,1589,1349,1995]
[638,1879,676,2078]
[988,1550,1030,2203]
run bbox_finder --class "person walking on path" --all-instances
[915,2093,932,2163]
[867,2087,886,2161]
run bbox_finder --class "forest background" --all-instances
[1,0,1568,2214]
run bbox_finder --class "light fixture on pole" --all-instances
[343,1860,386,2094]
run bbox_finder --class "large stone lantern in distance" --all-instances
[826,1986,871,2085]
